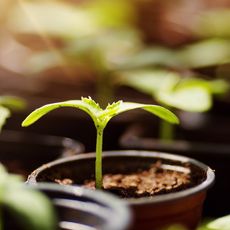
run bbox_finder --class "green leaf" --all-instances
[0,164,9,197]
[0,165,22,195]
[85,0,134,29]
[22,97,179,128]
[7,0,134,41]
[22,97,102,127]
[0,106,10,132]
[0,96,26,111]
[118,68,224,112]
[118,46,180,69]
[100,101,122,120]
[207,215,230,230]
[179,39,230,68]
[3,187,57,230]
[81,97,102,112]
[209,79,229,95]
[117,69,180,95]
[117,102,179,124]
[157,81,212,112]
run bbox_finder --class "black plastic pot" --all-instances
[119,122,230,218]
[27,151,214,230]
[3,183,131,230]
[0,130,84,178]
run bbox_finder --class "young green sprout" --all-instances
[22,97,179,189]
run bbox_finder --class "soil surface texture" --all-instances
[55,161,192,198]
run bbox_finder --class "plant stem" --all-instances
[95,127,104,189]
[159,119,174,141]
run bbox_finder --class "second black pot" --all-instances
[3,183,132,230]
[0,130,84,178]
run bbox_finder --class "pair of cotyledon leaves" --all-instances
[22,97,179,129]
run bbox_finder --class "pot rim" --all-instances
[0,129,84,154]
[28,182,132,230]
[28,150,215,205]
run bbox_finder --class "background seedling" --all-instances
[118,69,229,140]
[0,164,57,230]
[0,96,26,132]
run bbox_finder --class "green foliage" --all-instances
[118,69,229,140]
[0,96,26,111]
[22,97,178,129]
[197,215,230,230]
[205,215,230,230]
[0,107,10,133]
[180,39,230,68]
[0,96,26,132]
[157,78,212,112]
[118,69,179,96]
[118,69,229,112]
[0,164,57,230]
[84,0,135,29]
[22,97,179,188]
[7,0,134,40]
[117,47,179,70]
[117,39,230,70]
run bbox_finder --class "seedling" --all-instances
[118,69,229,140]
[22,97,179,189]
[0,164,57,230]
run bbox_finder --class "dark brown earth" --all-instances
[54,161,192,198]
